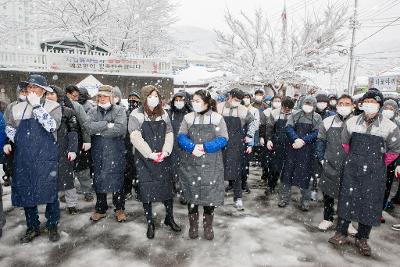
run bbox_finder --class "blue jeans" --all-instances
[24,200,60,230]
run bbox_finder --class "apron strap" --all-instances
[21,103,29,120]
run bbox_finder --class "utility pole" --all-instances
[347,0,358,95]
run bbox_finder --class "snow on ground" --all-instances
[1,167,400,267]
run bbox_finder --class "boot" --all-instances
[328,232,349,246]
[188,213,199,239]
[355,238,372,256]
[48,226,60,242]
[20,228,40,243]
[164,217,181,232]
[147,222,155,239]
[90,212,106,222]
[67,207,79,215]
[84,193,94,202]
[115,210,127,222]
[203,214,214,240]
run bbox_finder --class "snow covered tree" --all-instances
[212,4,349,95]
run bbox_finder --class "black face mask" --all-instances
[128,100,140,110]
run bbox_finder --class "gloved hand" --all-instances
[396,165,400,178]
[192,144,205,157]
[260,137,265,146]
[267,140,274,150]
[148,152,159,160]
[245,146,252,154]
[68,152,77,161]
[107,123,115,128]
[82,143,91,151]
[3,144,12,155]
[27,92,41,107]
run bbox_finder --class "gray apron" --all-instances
[179,115,225,206]
[318,119,345,198]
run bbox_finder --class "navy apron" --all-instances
[270,116,289,174]
[222,108,245,181]
[135,118,173,203]
[170,111,185,185]
[337,132,386,226]
[12,104,59,207]
[281,118,314,190]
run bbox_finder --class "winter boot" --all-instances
[328,232,349,246]
[203,214,214,240]
[355,238,372,256]
[20,228,40,243]
[188,213,199,239]
[48,226,60,242]
[164,217,181,232]
[147,222,155,239]
[90,212,106,222]
[115,210,127,222]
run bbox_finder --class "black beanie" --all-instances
[362,88,384,106]
[316,94,329,103]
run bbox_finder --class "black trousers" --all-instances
[188,204,215,215]
[95,192,125,214]
[336,217,372,239]
[323,193,335,222]
[123,160,137,195]
[383,162,396,209]
[143,199,173,223]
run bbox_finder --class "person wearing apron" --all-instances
[0,111,6,239]
[129,85,181,239]
[46,86,80,215]
[329,89,400,256]
[85,85,127,223]
[178,90,228,240]
[4,74,62,243]
[168,92,192,203]
[315,95,355,232]
[279,96,322,211]
[264,97,295,195]
[217,89,256,211]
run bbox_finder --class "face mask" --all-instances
[336,106,352,117]
[302,104,314,113]
[362,103,380,116]
[175,101,185,110]
[255,95,263,102]
[128,100,139,110]
[114,97,120,104]
[19,95,27,102]
[147,96,159,108]
[243,98,251,106]
[192,102,205,113]
[316,102,328,111]
[231,100,240,107]
[272,101,282,109]
[98,103,111,109]
[329,100,337,106]
[382,109,395,119]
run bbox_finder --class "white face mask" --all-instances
[382,109,395,119]
[231,100,240,107]
[174,101,185,110]
[114,97,120,104]
[192,102,205,113]
[329,100,337,106]
[147,96,159,108]
[272,101,282,109]
[255,95,263,102]
[98,102,111,109]
[243,98,251,106]
[302,104,314,113]
[316,102,328,111]
[19,95,27,101]
[336,106,352,117]
[362,103,380,116]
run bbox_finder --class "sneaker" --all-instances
[310,191,318,201]
[278,200,288,208]
[391,224,400,231]
[67,207,79,215]
[90,212,106,222]
[328,233,349,246]
[48,227,60,242]
[318,220,334,231]
[354,238,371,256]
[84,193,94,202]
[20,228,40,243]
[115,210,127,222]
[347,223,358,236]
[234,199,245,211]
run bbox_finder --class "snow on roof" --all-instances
[173,65,225,85]
[76,75,103,96]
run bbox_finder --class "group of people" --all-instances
[0,74,400,258]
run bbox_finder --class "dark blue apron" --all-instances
[12,104,59,207]
[270,116,290,174]
[135,118,173,203]
[281,119,314,190]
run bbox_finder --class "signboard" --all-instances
[369,75,399,92]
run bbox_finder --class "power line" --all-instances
[356,16,400,46]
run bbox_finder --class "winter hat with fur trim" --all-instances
[362,88,384,106]
[383,99,399,110]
